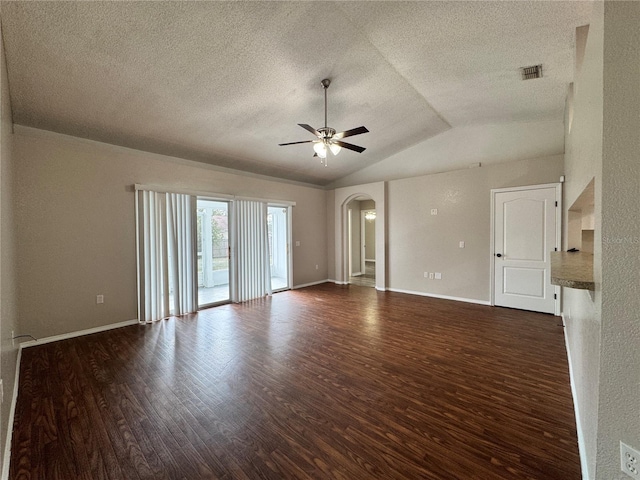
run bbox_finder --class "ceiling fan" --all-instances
[279,78,369,166]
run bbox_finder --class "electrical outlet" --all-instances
[430,209,438,215]
[96,294,104,304]
[459,241,465,248]
[295,241,300,247]
[621,442,640,477]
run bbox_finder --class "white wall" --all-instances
[596,2,640,478]
[12,127,329,340]
[385,156,563,302]
[0,16,18,473]
[563,4,640,478]
[562,4,603,477]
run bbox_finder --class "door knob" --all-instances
[496,253,503,257]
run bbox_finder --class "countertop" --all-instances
[550,251,595,290]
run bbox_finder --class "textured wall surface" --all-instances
[0,16,19,474]
[386,155,563,302]
[596,2,640,478]
[13,127,329,340]
[347,199,362,274]
[562,3,604,477]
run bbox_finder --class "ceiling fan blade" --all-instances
[278,140,314,146]
[334,140,366,153]
[298,124,321,137]
[333,126,369,140]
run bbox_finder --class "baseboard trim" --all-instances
[292,279,331,289]
[329,279,349,285]
[562,313,590,480]
[386,288,491,306]
[351,272,363,277]
[19,319,140,349]
[2,318,140,478]
[1,347,22,480]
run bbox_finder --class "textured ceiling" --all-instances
[1,1,592,186]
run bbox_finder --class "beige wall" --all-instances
[386,155,563,302]
[596,2,640,478]
[13,127,329,340]
[347,199,362,274]
[360,199,376,261]
[364,214,375,261]
[562,4,603,477]
[0,17,18,473]
[326,189,335,280]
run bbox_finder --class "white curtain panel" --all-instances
[166,193,197,316]
[233,200,273,302]
[136,190,196,322]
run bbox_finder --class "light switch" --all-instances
[435,272,442,280]
[430,209,438,215]
[295,241,300,247]
[459,241,465,248]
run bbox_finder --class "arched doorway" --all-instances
[346,196,376,287]
[334,182,386,290]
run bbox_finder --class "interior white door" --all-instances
[494,186,558,314]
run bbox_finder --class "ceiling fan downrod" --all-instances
[278,77,368,162]
[321,78,330,129]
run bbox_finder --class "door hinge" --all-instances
[555,201,558,207]
[554,293,557,300]
[555,247,558,251]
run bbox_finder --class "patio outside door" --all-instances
[267,206,290,291]
[197,199,230,307]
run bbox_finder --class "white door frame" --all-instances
[490,183,562,315]
[268,204,293,291]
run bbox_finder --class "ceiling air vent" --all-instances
[521,64,543,80]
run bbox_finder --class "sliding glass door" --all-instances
[197,199,230,307]
[267,206,290,291]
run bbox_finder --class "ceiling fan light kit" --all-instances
[279,78,368,167]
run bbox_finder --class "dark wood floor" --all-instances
[10,284,580,479]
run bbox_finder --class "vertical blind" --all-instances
[137,189,280,322]
[232,200,273,302]
[136,190,197,322]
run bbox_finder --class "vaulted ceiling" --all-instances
[1,1,592,186]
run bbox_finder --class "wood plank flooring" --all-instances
[349,261,375,288]
[10,284,580,479]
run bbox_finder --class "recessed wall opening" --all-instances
[346,196,376,288]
